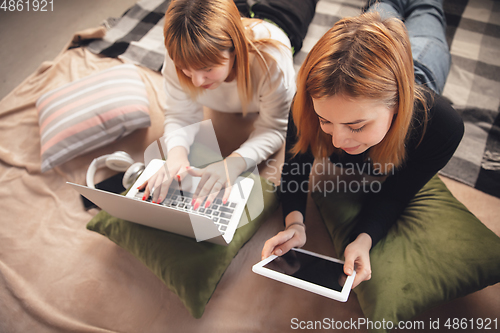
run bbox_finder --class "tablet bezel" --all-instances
[252,248,355,302]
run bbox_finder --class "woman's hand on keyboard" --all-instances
[138,146,190,203]
[187,153,247,210]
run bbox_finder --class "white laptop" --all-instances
[68,159,256,246]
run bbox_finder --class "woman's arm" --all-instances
[139,56,203,203]
[280,111,314,220]
[161,55,204,154]
[233,40,296,168]
[262,111,313,259]
[343,233,372,288]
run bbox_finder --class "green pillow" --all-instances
[87,174,279,318]
[312,175,500,333]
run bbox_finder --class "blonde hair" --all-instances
[292,11,428,172]
[163,0,285,115]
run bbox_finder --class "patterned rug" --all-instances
[438,0,500,198]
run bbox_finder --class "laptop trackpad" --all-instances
[189,213,223,243]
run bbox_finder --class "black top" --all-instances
[280,91,464,249]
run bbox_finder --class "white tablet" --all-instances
[252,248,355,302]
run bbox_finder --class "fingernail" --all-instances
[275,249,282,255]
[177,175,181,180]
[137,186,141,189]
[142,196,146,201]
[223,199,227,204]
[191,199,195,206]
[194,202,199,210]
[205,201,211,208]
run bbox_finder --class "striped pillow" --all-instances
[37,64,151,172]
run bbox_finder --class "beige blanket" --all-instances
[1,35,499,333]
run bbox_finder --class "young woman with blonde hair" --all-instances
[262,0,464,289]
[140,0,317,208]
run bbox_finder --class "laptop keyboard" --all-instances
[134,188,238,235]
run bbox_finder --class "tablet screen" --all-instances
[263,250,344,292]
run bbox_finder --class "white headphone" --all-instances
[86,151,145,189]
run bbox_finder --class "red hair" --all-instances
[164,0,286,115]
[292,12,428,172]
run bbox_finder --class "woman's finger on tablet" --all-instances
[351,265,372,289]
[273,237,298,257]
[274,225,306,256]
[261,228,307,260]
[344,256,364,289]
[261,230,294,260]
[343,233,372,288]
[344,255,371,288]
[343,254,356,277]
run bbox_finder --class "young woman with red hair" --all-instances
[262,0,464,289]
[140,0,317,208]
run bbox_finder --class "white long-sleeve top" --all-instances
[161,20,296,168]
